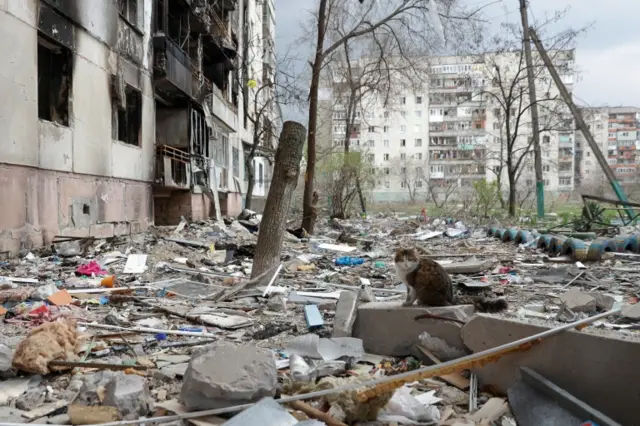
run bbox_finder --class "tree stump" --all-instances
[251,121,306,279]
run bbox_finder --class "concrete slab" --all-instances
[462,315,640,426]
[352,301,475,357]
[332,290,358,338]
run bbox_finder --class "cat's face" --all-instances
[394,247,419,270]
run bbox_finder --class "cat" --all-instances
[394,247,508,313]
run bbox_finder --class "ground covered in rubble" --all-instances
[0,212,638,425]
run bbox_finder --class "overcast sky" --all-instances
[275,0,640,111]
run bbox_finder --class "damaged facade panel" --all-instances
[0,0,155,255]
[152,0,244,224]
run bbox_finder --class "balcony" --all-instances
[210,84,238,132]
[430,171,444,179]
[154,34,209,103]
[558,135,573,147]
[155,145,192,190]
[429,128,485,137]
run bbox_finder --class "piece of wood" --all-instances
[415,344,470,390]
[67,404,120,424]
[213,264,281,302]
[48,289,73,305]
[251,121,306,279]
[48,360,149,370]
[289,400,348,426]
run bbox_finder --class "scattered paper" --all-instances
[123,254,148,274]
[285,334,364,361]
[317,243,357,253]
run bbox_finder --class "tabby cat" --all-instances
[394,247,507,313]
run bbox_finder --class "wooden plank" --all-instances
[415,344,470,390]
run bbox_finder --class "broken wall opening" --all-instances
[37,35,73,126]
[114,85,143,146]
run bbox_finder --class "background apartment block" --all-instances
[576,107,640,195]
[318,51,577,204]
[0,0,278,254]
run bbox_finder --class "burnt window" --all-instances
[37,36,72,126]
[119,0,139,27]
[115,85,142,146]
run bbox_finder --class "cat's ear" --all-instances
[395,247,403,255]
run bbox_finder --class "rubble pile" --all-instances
[0,210,636,425]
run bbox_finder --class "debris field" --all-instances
[0,211,637,425]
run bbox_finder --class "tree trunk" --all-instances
[356,177,366,213]
[301,0,328,235]
[508,173,517,217]
[244,158,255,210]
[252,121,307,279]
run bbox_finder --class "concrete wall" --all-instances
[0,163,152,253]
[0,1,155,254]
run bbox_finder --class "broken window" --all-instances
[115,85,142,146]
[119,0,139,27]
[38,35,72,126]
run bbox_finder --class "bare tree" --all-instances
[472,14,586,216]
[427,177,459,210]
[252,121,306,278]
[300,0,488,233]
[321,30,426,216]
[390,155,428,203]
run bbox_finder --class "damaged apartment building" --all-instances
[0,0,279,254]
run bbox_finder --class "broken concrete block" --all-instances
[559,288,596,313]
[353,302,474,356]
[102,373,152,420]
[462,314,640,426]
[332,290,358,338]
[266,294,287,312]
[621,303,640,319]
[15,386,45,410]
[180,342,277,410]
[594,293,616,311]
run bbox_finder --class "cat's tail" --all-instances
[471,296,508,313]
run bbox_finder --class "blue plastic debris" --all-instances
[179,326,204,333]
[335,257,365,266]
[304,305,324,330]
[155,333,168,341]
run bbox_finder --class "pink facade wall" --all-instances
[154,190,241,225]
[0,164,152,255]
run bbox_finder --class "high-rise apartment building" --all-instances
[576,107,640,194]
[0,0,277,254]
[318,50,576,203]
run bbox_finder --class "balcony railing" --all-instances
[211,8,237,50]
[155,145,191,189]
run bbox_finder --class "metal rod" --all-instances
[529,29,634,220]
[519,0,544,218]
